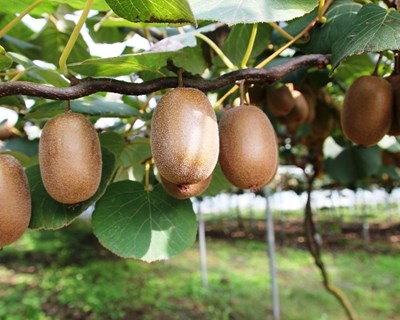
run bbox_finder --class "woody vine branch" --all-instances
[0,54,330,100]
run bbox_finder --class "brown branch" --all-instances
[304,165,359,320]
[0,54,330,100]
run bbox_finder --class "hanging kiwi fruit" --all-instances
[218,83,279,191]
[0,154,31,248]
[39,110,102,205]
[341,75,393,147]
[160,174,213,199]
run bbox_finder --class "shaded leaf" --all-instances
[27,148,116,230]
[25,100,140,120]
[92,180,197,262]
[99,131,126,159]
[324,144,381,184]
[105,0,195,25]
[188,0,318,24]
[119,137,151,168]
[332,4,400,69]
[203,163,232,196]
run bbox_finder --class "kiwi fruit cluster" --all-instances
[151,87,219,199]
[151,87,279,198]
[341,75,393,147]
[39,111,102,204]
[0,154,31,248]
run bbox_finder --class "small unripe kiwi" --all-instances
[0,154,31,247]
[266,84,295,117]
[341,75,393,146]
[151,87,219,185]
[39,111,102,204]
[219,104,278,191]
[161,174,212,199]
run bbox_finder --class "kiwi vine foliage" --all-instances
[1,0,400,261]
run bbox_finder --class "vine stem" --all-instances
[241,24,258,69]
[268,22,294,41]
[304,169,359,320]
[59,0,94,76]
[0,0,43,38]
[318,0,328,23]
[195,33,236,71]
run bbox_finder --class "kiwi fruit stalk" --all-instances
[161,174,212,199]
[341,75,393,147]
[219,104,279,191]
[39,111,102,204]
[0,154,31,248]
[151,87,219,185]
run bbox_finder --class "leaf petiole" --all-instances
[59,0,94,76]
[195,33,236,71]
[241,24,258,69]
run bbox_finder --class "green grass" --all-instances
[0,220,399,320]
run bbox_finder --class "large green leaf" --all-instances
[105,0,195,24]
[303,1,361,54]
[188,0,318,24]
[27,148,116,230]
[25,100,140,120]
[324,141,381,184]
[332,4,400,69]
[92,180,197,262]
[68,51,181,77]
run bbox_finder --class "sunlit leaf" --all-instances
[92,180,197,262]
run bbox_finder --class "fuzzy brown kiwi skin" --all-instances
[266,85,295,117]
[278,90,309,125]
[385,75,400,136]
[341,75,393,147]
[0,154,31,248]
[151,87,219,185]
[39,111,102,205]
[161,174,212,199]
[219,104,279,191]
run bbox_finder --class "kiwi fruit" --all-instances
[385,75,400,136]
[151,87,219,185]
[161,174,212,199]
[341,75,393,146]
[0,154,31,248]
[266,84,295,117]
[39,111,102,204]
[278,90,309,125]
[219,104,278,191]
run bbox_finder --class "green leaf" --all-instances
[324,144,381,184]
[30,22,90,66]
[25,100,140,120]
[303,1,361,54]
[92,180,197,262]
[68,51,181,77]
[0,52,12,70]
[203,163,232,197]
[332,4,400,69]
[105,0,195,25]
[99,131,126,159]
[119,137,151,168]
[26,148,116,230]
[220,23,272,67]
[333,54,375,86]
[8,52,69,87]
[188,0,318,24]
